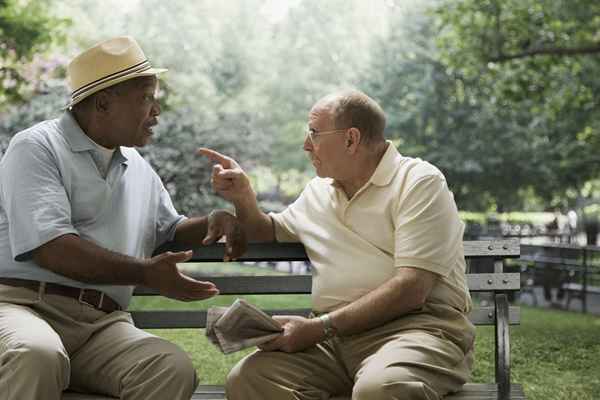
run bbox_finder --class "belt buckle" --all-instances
[78,289,104,310]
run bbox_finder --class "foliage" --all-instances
[3,1,600,215]
[432,0,600,210]
[362,0,600,211]
[0,85,67,156]
[0,0,69,109]
[40,0,388,213]
[139,105,267,216]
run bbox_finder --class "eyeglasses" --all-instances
[306,128,348,144]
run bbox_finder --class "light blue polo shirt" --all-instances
[0,112,186,308]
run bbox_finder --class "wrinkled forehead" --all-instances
[309,97,338,125]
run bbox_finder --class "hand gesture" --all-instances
[258,315,325,353]
[196,148,254,205]
[143,250,219,301]
[202,209,248,261]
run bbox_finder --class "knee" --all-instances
[226,352,269,396]
[4,343,70,388]
[155,341,196,387]
[226,353,259,390]
[353,368,438,400]
[126,338,196,392]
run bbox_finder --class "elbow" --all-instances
[407,291,428,312]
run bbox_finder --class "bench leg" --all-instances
[495,293,511,400]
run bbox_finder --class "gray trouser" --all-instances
[0,284,197,400]
[227,304,475,400]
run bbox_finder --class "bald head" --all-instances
[313,90,386,146]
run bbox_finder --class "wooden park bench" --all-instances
[63,238,525,400]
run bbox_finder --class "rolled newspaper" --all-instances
[205,298,284,354]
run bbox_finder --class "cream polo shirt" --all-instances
[270,141,471,314]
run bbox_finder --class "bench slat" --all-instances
[155,239,520,262]
[134,273,521,296]
[466,273,520,291]
[130,306,520,329]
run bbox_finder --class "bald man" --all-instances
[200,90,474,400]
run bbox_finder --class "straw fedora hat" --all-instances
[66,36,167,108]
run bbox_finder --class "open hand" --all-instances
[144,250,219,301]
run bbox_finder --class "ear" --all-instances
[345,127,361,154]
[94,91,112,114]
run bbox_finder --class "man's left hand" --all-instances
[203,209,247,261]
[258,315,325,353]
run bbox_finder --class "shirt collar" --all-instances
[368,140,403,187]
[59,111,129,163]
[329,140,403,189]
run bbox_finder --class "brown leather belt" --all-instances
[0,277,122,313]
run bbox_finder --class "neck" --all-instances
[337,141,388,199]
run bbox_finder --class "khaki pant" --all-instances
[0,284,197,400]
[226,303,475,400]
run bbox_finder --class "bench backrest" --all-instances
[132,239,521,329]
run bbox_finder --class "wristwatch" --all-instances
[318,313,338,339]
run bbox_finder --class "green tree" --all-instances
[363,0,600,212]
[434,0,600,210]
[0,0,69,109]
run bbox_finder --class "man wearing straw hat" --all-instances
[0,36,245,399]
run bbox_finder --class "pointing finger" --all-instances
[197,148,232,168]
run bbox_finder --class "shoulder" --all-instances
[3,118,63,160]
[7,118,62,149]
[395,156,446,190]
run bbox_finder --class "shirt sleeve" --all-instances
[268,188,309,243]
[154,179,187,248]
[0,139,79,261]
[394,174,464,277]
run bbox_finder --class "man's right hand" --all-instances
[196,148,255,206]
[143,250,219,301]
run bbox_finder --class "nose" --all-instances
[151,99,161,116]
[303,134,313,152]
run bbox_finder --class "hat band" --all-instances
[71,59,152,100]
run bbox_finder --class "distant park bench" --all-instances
[63,239,524,400]
[519,243,600,312]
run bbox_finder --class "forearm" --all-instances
[233,197,274,242]
[33,234,146,285]
[329,268,435,336]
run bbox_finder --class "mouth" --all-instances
[145,120,158,135]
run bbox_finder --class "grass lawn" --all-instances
[131,289,600,400]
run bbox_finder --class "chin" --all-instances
[137,137,152,147]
